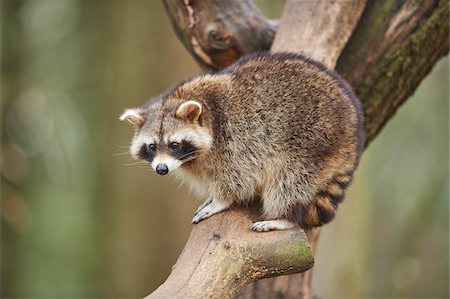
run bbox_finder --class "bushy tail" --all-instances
[289,172,353,229]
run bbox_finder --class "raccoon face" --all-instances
[120,100,213,175]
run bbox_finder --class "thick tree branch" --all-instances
[149,0,449,298]
[271,0,367,68]
[162,0,276,70]
[337,0,449,145]
[145,207,313,299]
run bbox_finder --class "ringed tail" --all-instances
[288,172,354,229]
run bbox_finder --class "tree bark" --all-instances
[271,0,367,68]
[336,0,449,145]
[146,207,313,299]
[149,0,449,298]
[162,0,276,70]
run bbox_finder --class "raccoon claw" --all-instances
[192,199,228,224]
[251,220,295,232]
[192,210,212,224]
[195,198,213,214]
[251,221,274,232]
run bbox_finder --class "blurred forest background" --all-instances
[1,1,448,298]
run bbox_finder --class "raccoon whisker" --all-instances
[178,150,202,160]
[182,153,207,163]
[181,155,202,162]
[112,151,130,156]
[182,156,197,163]
[179,153,198,161]
[115,144,130,149]
[123,161,146,166]
[179,150,207,161]
[123,162,138,166]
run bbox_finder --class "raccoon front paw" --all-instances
[195,198,213,214]
[251,220,296,232]
[192,199,228,224]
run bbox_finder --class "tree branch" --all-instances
[271,0,367,68]
[162,0,276,71]
[145,207,313,299]
[337,0,449,145]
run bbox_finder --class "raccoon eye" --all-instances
[169,142,179,150]
[148,144,156,151]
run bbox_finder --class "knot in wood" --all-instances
[206,24,232,50]
[212,231,221,240]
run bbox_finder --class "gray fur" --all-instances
[122,52,364,230]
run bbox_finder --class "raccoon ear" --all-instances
[119,108,145,128]
[176,100,202,123]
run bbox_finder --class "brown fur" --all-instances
[123,52,364,229]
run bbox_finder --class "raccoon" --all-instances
[120,52,364,232]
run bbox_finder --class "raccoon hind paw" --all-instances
[251,220,295,232]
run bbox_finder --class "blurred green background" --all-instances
[1,1,448,298]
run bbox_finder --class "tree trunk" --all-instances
[147,0,449,298]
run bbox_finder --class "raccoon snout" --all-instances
[156,163,169,175]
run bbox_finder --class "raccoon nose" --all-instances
[156,163,169,175]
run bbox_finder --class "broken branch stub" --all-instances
[162,0,276,70]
